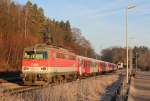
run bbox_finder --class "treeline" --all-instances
[101,46,150,71]
[0,0,95,71]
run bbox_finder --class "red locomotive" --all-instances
[21,44,117,85]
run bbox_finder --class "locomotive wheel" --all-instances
[73,74,77,80]
[45,77,52,85]
[52,76,58,83]
[52,76,63,84]
[62,75,67,83]
[57,75,63,84]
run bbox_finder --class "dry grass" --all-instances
[0,93,23,101]
[1,74,118,101]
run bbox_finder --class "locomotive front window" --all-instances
[24,51,48,60]
[36,51,48,60]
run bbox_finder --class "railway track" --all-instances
[2,86,41,94]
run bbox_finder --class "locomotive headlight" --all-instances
[24,67,29,70]
[41,67,46,70]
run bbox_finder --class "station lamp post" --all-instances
[125,5,136,84]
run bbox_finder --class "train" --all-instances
[21,44,117,85]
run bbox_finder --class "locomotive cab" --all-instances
[22,46,50,85]
[21,44,77,85]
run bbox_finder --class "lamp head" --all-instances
[127,5,136,9]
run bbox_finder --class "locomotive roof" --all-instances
[24,44,75,54]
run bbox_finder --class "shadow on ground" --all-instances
[0,71,22,84]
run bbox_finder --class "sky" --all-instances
[14,0,150,53]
